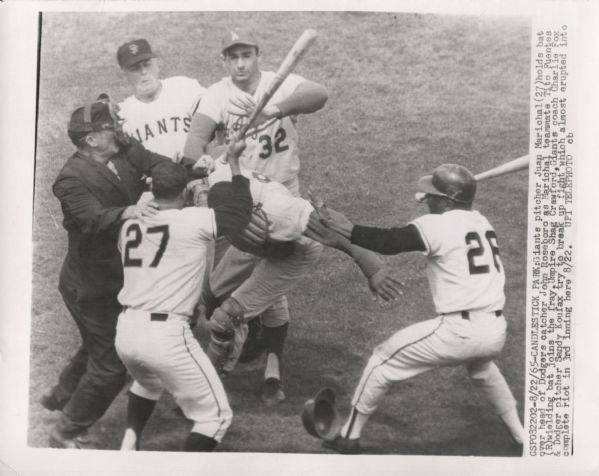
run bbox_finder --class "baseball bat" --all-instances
[237,29,318,138]
[475,155,529,181]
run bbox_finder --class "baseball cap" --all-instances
[417,163,477,203]
[68,101,116,134]
[221,28,259,55]
[117,39,157,69]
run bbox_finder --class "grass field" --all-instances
[29,11,530,456]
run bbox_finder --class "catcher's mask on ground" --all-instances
[416,163,476,204]
[302,387,341,441]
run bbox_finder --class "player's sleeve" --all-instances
[280,73,305,94]
[276,73,328,117]
[117,226,125,253]
[187,207,218,241]
[126,138,170,175]
[350,224,426,255]
[271,188,314,241]
[195,83,224,123]
[212,175,253,237]
[177,76,206,117]
[409,214,443,256]
[184,84,223,159]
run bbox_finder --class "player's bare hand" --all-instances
[228,91,280,128]
[227,91,256,116]
[305,211,350,251]
[368,267,404,303]
[308,191,353,239]
[122,201,159,221]
[225,135,247,172]
[186,178,210,207]
[323,207,354,239]
[191,154,216,177]
[237,208,273,247]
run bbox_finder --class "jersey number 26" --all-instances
[123,223,170,268]
[465,230,501,275]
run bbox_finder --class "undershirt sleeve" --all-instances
[350,224,426,255]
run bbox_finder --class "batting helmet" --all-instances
[301,388,341,440]
[417,163,477,203]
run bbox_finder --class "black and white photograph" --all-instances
[29,9,530,456]
[1,1,599,475]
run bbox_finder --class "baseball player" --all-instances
[184,28,329,403]
[114,136,252,452]
[117,38,205,161]
[310,164,524,454]
[197,160,403,383]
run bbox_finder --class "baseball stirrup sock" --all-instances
[341,408,370,440]
[121,393,157,450]
[184,432,218,452]
[263,322,289,358]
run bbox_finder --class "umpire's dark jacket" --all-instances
[53,139,167,302]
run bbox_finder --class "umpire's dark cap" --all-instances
[221,28,258,55]
[117,38,157,69]
[68,101,115,134]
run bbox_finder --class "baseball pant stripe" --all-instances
[344,408,359,439]
[181,329,227,440]
[352,317,446,412]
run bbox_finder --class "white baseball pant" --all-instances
[352,310,517,418]
[209,236,322,326]
[115,308,232,442]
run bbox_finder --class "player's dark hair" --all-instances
[151,161,188,200]
[207,182,233,208]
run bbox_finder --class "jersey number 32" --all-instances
[465,230,501,275]
[123,223,170,267]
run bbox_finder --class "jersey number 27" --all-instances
[465,230,501,274]
[123,223,170,267]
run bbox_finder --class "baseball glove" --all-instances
[227,205,294,259]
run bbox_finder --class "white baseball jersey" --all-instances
[119,76,205,160]
[209,160,313,241]
[410,209,505,314]
[117,207,216,316]
[198,72,304,184]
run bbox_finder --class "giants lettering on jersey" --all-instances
[129,116,192,143]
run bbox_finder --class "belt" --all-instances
[150,313,168,321]
[459,310,502,320]
[122,306,174,322]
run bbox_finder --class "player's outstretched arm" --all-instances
[276,80,329,116]
[310,194,427,255]
[305,211,402,302]
[227,80,328,127]
[211,135,253,236]
[183,112,218,159]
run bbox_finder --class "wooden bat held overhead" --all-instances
[474,155,530,181]
[237,29,318,138]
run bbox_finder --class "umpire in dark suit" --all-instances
[42,97,173,448]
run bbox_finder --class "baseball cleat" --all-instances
[322,435,361,455]
[259,378,286,406]
[48,428,90,449]
[40,391,65,412]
